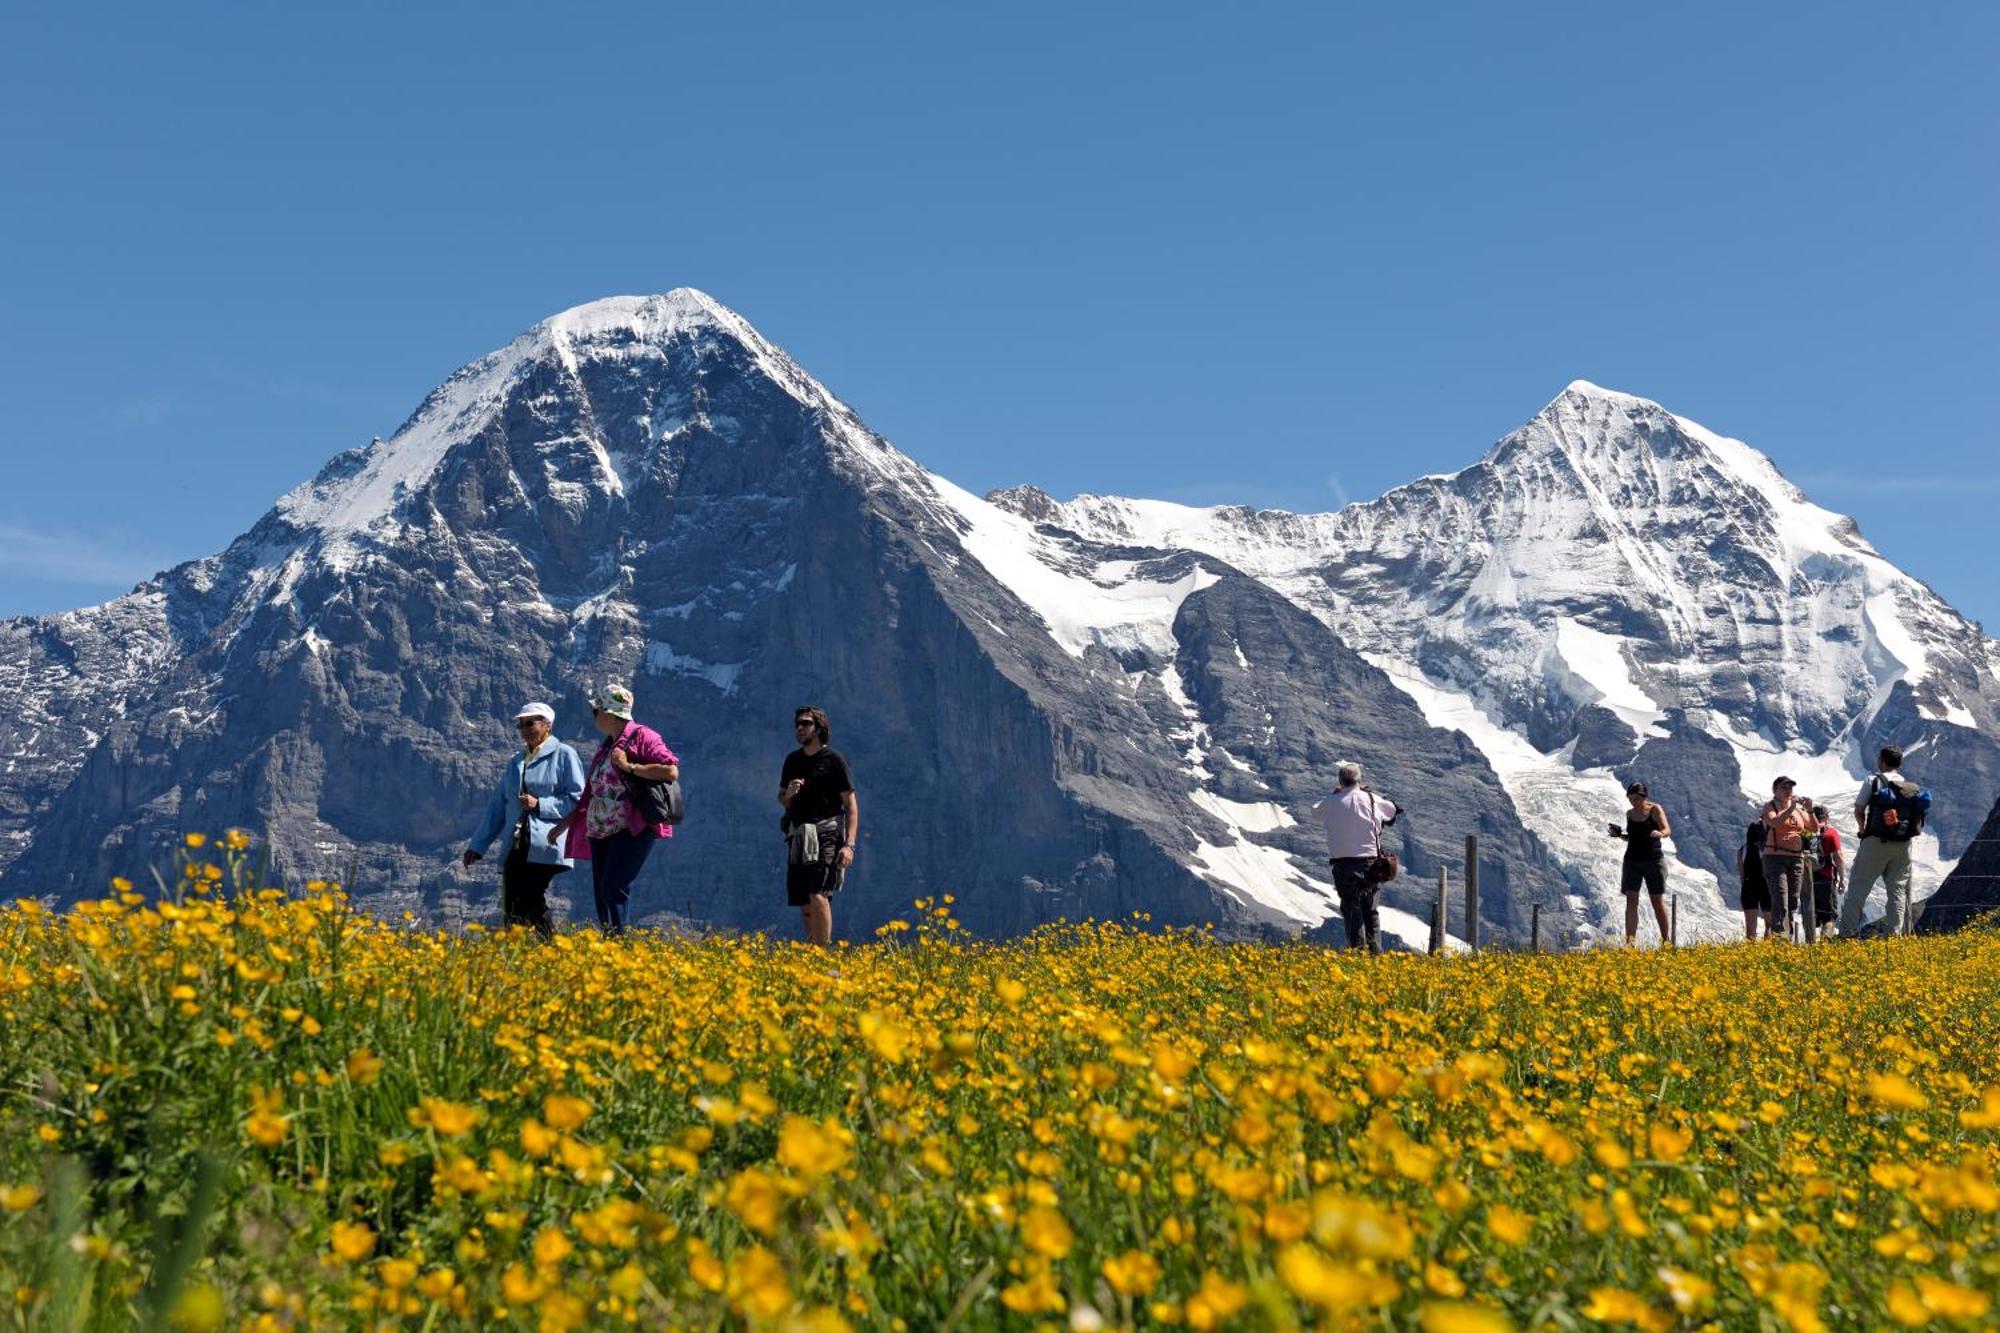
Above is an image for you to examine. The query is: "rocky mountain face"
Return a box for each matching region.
[1919,797,2000,934]
[998,384,2000,935]
[4,296,1993,943]
[0,292,1576,944]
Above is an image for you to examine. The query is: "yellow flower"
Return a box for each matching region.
[541,1093,592,1131]
[168,1283,224,1332]
[1020,1206,1074,1259]
[328,1220,376,1263]
[999,1269,1065,1315]
[1886,1282,1930,1328]
[1912,1275,1991,1320]
[725,1168,785,1236]
[1275,1244,1398,1311]
[1581,1287,1667,1330]
[520,1119,557,1157]
[0,1184,43,1212]
[1657,1266,1715,1314]
[1958,1086,2000,1129]
[724,1245,791,1319]
[410,1097,481,1137]
[1865,1072,1929,1111]
[1420,1301,1515,1333]
[184,833,208,849]
[1184,1272,1248,1330]
[531,1226,573,1269]
[345,1049,384,1085]
[1648,1122,1692,1162]
[1101,1249,1162,1296]
[1310,1192,1412,1259]
[245,1086,288,1148]
[1152,1041,1196,1081]
[858,1011,910,1062]
[499,1264,543,1305]
[776,1114,854,1179]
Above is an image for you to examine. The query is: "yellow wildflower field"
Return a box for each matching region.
[1,874,1997,1330]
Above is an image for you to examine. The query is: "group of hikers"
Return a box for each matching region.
[462,688,1927,954]
[462,689,857,944]
[1316,747,1932,952]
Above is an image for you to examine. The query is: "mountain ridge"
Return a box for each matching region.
[4,293,1993,944]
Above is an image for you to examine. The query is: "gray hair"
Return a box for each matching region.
[1336,761,1361,786]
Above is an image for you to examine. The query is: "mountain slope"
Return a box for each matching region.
[996,382,2000,930]
[0,292,1576,943]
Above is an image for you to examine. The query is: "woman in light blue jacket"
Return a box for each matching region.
[462,702,586,937]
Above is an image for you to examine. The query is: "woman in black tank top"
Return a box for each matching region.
[1610,781,1673,946]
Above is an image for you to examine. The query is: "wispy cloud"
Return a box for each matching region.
[0,522,168,588]
[100,396,184,431]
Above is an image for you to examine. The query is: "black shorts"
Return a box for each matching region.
[1740,875,1771,912]
[786,819,847,906]
[1620,861,1666,896]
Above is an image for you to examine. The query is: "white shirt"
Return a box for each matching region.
[1315,785,1398,860]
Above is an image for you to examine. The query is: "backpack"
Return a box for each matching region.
[1862,775,1930,842]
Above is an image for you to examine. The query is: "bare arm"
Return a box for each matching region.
[609,749,676,783]
[1651,804,1671,838]
[838,790,859,865]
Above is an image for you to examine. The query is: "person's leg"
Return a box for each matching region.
[590,839,613,930]
[500,838,530,930]
[1743,907,1757,941]
[1840,838,1887,935]
[1360,886,1382,955]
[1883,842,1913,935]
[1761,855,1792,939]
[1332,861,1369,950]
[805,893,833,946]
[596,833,650,935]
[1623,892,1639,945]
[1650,894,1670,943]
[522,864,557,939]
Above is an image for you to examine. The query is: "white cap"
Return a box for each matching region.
[514,702,555,724]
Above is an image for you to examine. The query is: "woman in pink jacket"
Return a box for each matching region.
[548,684,677,934]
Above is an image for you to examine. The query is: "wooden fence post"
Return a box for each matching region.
[1431,866,1449,954]
[1530,902,1541,953]
[1464,834,1480,952]
[1671,893,1679,947]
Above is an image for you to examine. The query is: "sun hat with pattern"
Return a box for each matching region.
[589,684,635,720]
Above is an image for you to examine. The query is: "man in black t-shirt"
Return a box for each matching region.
[778,705,857,945]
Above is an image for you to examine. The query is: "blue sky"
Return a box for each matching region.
[3,4,1995,625]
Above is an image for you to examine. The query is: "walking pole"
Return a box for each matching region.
[1670,894,1678,947]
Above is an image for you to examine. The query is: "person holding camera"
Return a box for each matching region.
[1760,776,1818,941]
[1610,780,1673,946]
[462,701,585,939]
[1313,760,1399,954]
